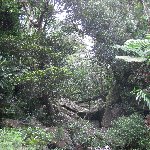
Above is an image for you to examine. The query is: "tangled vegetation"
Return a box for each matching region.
[0,0,150,149]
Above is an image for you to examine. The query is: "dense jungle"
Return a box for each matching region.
[0,0,150,149]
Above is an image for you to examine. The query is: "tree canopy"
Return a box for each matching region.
[0,0,150,149]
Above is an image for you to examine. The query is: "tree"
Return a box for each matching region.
[0,0,21,122]
[59,50,112,103]
[60,0,148,103]
[0,0,81,125]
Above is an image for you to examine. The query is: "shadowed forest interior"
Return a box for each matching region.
[0,0,150,150]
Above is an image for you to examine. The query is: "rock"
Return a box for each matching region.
[1,118,28,128]
[55,98,89,125]
[101,108,113,128]
[59,98,89,114]
[101,104,124,127]
[145,114,150,127]
[47,142,58,149]
[90,120,100,128]
[77,99,105,127]
[51,97,106,128]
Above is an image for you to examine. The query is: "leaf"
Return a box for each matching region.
[0,82,4,89]
[115,56,147,62]
[135,89,150,109]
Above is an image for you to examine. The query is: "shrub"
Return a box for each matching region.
[0,127,53,150]
[21,127,53,148]
[67,119,105,148]
[0,128,23,150]
[105,113,150,150]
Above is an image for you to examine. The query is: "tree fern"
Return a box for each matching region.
[133,89,150,109]
[115,35,150,63]
[115,35,150,109]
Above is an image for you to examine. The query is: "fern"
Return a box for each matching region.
[115,36,150,108]
[132,88,150,109]
[115,36,150,63]
[116,39,150,56]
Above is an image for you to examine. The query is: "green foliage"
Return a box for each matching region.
[0,127,53,150]
[60,52,112,101]
[105,113,150,150]
[67,120,105,148]
[115,38,150,63]
[115,36,150,108]
[132,88,150,109]
[0,0,21,93]
[0,128,23,150]
[61,0,149,110]
[62,0,148,65]
[0,0,81,120]
[0,0,20,35]
[21,127,53,147]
